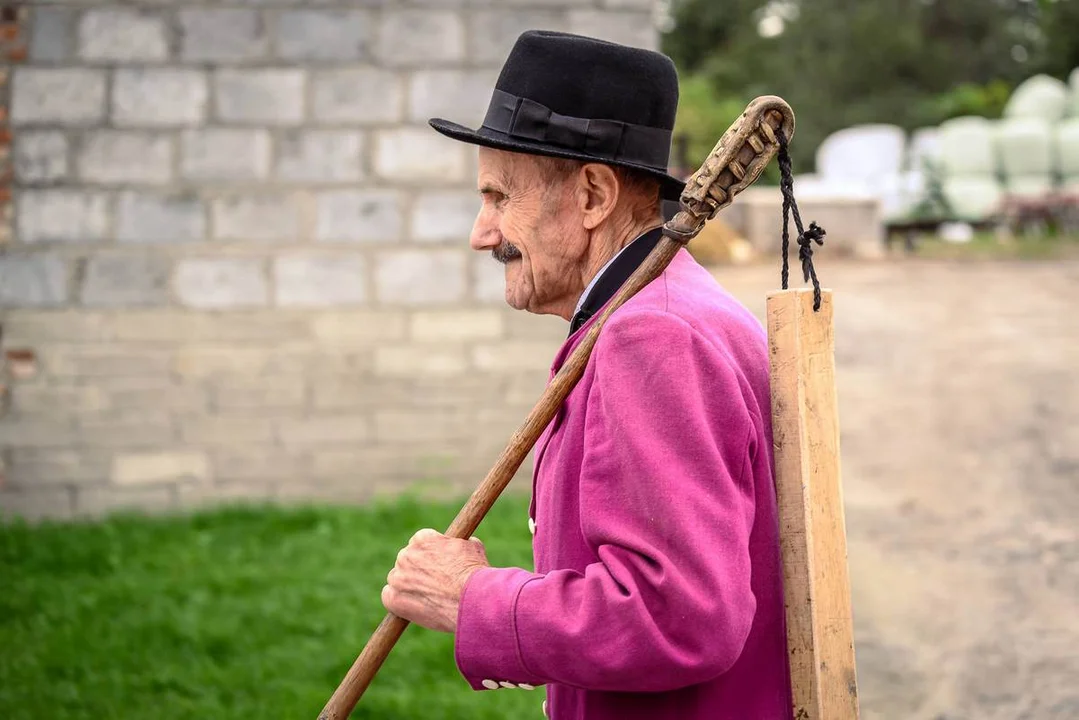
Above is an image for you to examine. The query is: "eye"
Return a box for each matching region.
[480,189,507,208]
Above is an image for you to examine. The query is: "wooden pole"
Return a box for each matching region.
[767,288,860,720]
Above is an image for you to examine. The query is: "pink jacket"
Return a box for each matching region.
[455,249,793,719]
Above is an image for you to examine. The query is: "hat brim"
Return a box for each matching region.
[429,118,687,201]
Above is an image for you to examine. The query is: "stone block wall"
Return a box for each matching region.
[0,1,660,520]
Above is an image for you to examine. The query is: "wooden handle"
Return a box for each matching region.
[317,95,795,720]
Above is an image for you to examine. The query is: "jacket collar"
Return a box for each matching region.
[568,226,664,336]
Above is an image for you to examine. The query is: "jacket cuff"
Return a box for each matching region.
[454,566,545,691]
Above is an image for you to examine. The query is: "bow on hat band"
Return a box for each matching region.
[481,89,672,169]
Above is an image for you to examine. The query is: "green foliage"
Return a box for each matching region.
[914,80,1015,126]
[673,75,748,169]
[0,495,539,720]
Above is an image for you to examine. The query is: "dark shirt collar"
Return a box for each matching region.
[568,226,664,336]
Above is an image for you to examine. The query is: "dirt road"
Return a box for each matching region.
[715,258,1079,719]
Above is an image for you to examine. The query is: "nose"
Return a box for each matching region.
[469,206,499,252]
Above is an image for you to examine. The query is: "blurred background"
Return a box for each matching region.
[1,1,1077,719]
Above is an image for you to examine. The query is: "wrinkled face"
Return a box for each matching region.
[470,148,586,316]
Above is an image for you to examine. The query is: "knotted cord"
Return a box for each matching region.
[776,127,827,311]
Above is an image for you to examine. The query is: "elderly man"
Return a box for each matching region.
[381,31,793,719]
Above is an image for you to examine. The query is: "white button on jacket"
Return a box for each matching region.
[481,679,499,690]
[528,517,536,535]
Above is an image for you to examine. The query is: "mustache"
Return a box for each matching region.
[492,240,522,264]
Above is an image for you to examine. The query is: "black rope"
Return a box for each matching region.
[776,127,827,311]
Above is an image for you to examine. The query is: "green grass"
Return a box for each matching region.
[899,231,1079,260]
[0,493,541,720]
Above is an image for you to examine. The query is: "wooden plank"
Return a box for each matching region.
[767,288,859,720]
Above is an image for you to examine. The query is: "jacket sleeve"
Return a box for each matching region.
[454,309,760,693]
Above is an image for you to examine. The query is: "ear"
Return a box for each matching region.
[574,163,621,230]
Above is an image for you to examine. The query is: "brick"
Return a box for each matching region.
[77,131,173,185]
[275,10,372,61]
[408,69,496,126]
[376,250,466,305]
[212,194,304,243]
[173,347,309,379]
[117,192,206,244]
[274,415,371,447]
[0,419,76,448]
[80,253,170,308]
[174,258,269,309]
[179,417,274,445]
[309,311,407,346]
[374,345,468,377]
[568,10,657,50]
[45,347,172,379]
[181,129,270,181]
[311,68,403,124]
[112,452,210,486]
[213,376,306,411]
[469,10,566,65]
[374,409,471,444]
[0,254,69,308]
[13,131,69,183]
[29,7,76,63]
[5,449,110,487]
[8,385,109,416]
[16,190,109,243]
[375,128,467,182]
[472,341,555,372]
[0,489,74,522]
[274,254,366,307]
[376,10,464,67]
[311,377,410,410]
[214,69,305,125]
[275,130,364,182]
[505,310,570,340]
[75,486,176,518]
[210,447,307,481]
[410,310,503,341]
[11,68,106,125]
[78,9,169,62]
[110,312,306,344]
[107,380,208,414]
[179,9,268,62]
[277,476,380,504]
[315,190,403,243]
[411,190,479,243]
[176,481,276,509]
[77,418,177,448]
[113,69,208,127]
[307,445,463,484]
[1,312,113,344]
[472,253,507,303]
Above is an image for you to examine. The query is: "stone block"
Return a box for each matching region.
[0,489,74,522]
[173,347,308,379]
[275,130,364,183]
[374,409,471,444]
[468,10,566,65]
[600,0,656,7]
[275,10,372,61]
[46,347,172,379]
[214,69,305,125]
[179,9,268,62]
[375,250,466,305]
[78,418,177,448]
[117,192,206,244]
[181,129,271,181]
[472,341,555,372]
[78,9,169,62]
[176,481,277,509]
[174,258,269,309]
[212,194,304,243]
[568,10,657,50]
[411,190,479,243]
[274,415,371,447]
[7,448,110,486]
[374,345,468,377]
[310,378,408,410]
[16,190,110,243]
[315,190,404,243]
[1,312,113,344]
[0,254,69,308]
[179,417,274,445]
[374,128,467,182]
[29,7,76,63]
[14,131,69,183]
[376,10,464,67]
[113,69,208,127]
[106,380,208,414]
[109,312,304,344]
[273,254,367,307]
[409,310,503,341]
[112,451,210,486]
[77,131,173,185]
[408,69,496,126]
[471,253,507,304]
[212,376,306,411]
[309,310,407,346]
[75,487,176,518]
[80,253,171,307]
[11,68,106,125]
[9,385,110,417]
[210,447,308,481]
[0,419,77,448]
[311,68,403,124]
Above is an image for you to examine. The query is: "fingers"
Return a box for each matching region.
[410,528,441,544]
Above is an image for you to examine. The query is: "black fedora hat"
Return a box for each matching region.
[429,30,686,200]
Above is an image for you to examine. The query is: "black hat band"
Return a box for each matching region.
[480,89,672,169]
